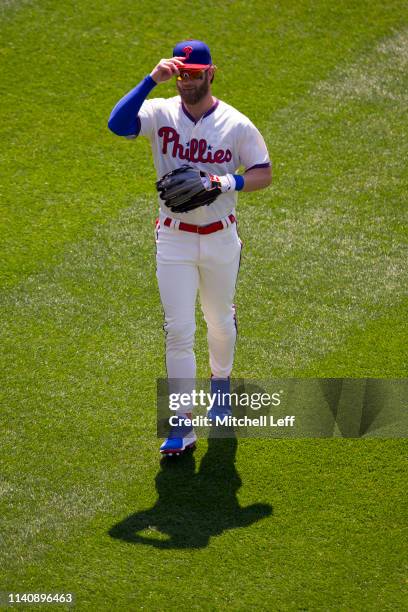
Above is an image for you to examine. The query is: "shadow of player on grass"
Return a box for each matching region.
[108,429,272,549]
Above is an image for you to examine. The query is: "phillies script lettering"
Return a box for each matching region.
[158,127,232,164]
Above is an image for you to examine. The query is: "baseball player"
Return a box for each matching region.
[108,40,271,456]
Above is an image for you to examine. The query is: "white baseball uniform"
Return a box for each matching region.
[133,95,270,400]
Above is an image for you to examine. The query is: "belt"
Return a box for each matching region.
[163,214,236,235]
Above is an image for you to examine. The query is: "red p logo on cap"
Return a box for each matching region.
[183,45,193,59]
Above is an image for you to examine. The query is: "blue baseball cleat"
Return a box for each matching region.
[207,377,232,421]
[160,414,197,456]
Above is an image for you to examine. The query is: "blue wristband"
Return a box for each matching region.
[233,174,245,191]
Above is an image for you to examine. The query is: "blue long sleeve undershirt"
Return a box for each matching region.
[108,75,157,137]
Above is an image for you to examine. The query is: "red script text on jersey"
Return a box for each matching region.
[158,127,232,164]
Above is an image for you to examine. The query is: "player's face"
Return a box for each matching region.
[176,70,211,105]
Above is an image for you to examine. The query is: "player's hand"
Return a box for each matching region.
[150,57,185,84]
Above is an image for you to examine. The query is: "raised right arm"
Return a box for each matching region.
[107,57,185,137]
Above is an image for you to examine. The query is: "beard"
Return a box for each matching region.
[176,75,210,105]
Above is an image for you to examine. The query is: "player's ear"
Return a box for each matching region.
[210,64,216,84]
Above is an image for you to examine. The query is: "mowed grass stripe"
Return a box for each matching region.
[1,6,407,611]
[1,0,407,289]
[2,440,406,610]
[1,28,407,579]
[1,197,161,572]
[0,0,34,19]
[2,28,407,378]
[1,244,405,579]
[302,299,408,377]
[3,28,403,548]
[227,27,408,377]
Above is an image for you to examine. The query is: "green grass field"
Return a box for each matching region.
[1,0,407,609]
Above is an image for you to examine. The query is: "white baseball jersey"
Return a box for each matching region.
[133,95,270,224]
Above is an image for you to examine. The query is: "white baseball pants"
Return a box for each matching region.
[156,213,242,382]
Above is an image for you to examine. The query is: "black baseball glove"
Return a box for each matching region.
[156,165,221,213]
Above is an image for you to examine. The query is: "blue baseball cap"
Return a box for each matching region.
[173,39,212,69]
